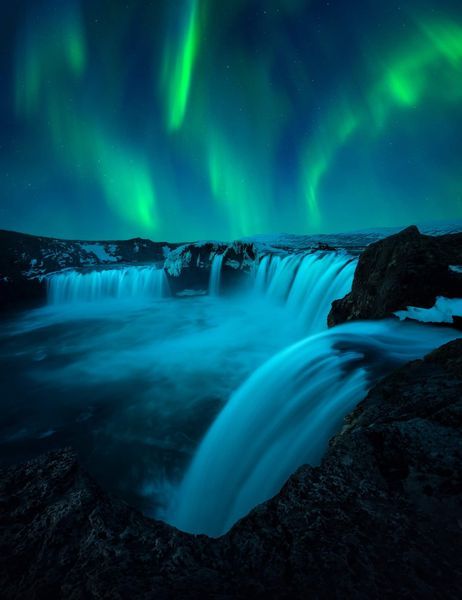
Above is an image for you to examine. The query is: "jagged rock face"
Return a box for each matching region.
[221,242,258,291]
[0,230,176,310]
[165,241,258,295]
[328,226,462,326]
[0,230,258,308]
[1,339,461,598]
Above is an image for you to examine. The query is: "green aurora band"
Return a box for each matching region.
[162,0,202,131]
[302,17,462,226]
[1,0,461,240]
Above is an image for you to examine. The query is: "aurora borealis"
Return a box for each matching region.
[1,0,462,241]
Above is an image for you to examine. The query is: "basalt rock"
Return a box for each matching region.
[0,229,178,311]
[0,230,259,309]
[164,241,257,295]
[1,339,461,598]
[328,226,462,327]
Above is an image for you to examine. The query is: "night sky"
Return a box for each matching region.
[1,0,462,241]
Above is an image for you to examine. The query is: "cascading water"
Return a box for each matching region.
[167,320,460,537]
[47,266,169,304]
[254,252,357,332]
[209,253,224,296]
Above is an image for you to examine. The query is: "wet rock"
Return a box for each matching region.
[0,230,258,309]
[1,339,462,598]
[328,226,462,326]
[164,241,257,295]
[315,241,336,251]
[0,229,178,311]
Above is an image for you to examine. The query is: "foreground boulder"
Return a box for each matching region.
[1,339,461,598]
[328,226,462,326]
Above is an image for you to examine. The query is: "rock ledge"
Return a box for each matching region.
[1,339,462,598]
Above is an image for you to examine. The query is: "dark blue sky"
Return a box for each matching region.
[1,0,461,240]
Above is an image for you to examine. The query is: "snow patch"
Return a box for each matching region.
[165,246,192,276]
[395,297,462,324]
[23,258,47,278]
[225,259,239,270]
[80,243,120,263]
[449,265,462,274]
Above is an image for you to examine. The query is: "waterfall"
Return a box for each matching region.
[209,253,224,296]
[254,252,356,332]
[167,320,459,537]
[47,266,169,304]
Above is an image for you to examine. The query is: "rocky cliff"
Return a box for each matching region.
[1,339,461,599]
[0,231,258,309]
[328,226,462,327]
[0,229,177,310]
[164,241,257,294]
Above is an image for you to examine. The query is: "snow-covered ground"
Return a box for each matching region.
[3,220,461,284]
[79,243,122,263]
[245,220,462,253]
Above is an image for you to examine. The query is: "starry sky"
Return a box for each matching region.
[1,0,462,241]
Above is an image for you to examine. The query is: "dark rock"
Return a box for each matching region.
[328,225,462,326]
[0,230,259,309]
[1,339,462,598]
[221,242,258,292]
[315,241,336,251]
[165,241,257,295]
[0,229,179,311]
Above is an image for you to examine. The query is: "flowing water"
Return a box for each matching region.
[0,295,304,514]
[1,249,456,537]
[254,252,356,332]
[47,265,169,304]
[167,320,459,536]
[208,253,224,296]
[0,251,354,515]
